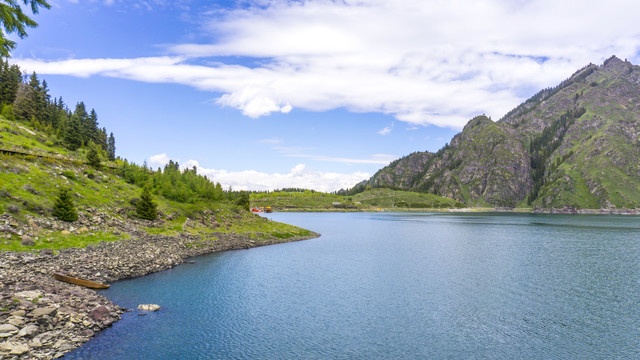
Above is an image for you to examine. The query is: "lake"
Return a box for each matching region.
[64,212,640,359]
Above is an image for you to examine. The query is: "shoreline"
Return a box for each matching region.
[0,215,319,359]
[270,207,640,215]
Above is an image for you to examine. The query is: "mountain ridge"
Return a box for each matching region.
[360,55,640,210]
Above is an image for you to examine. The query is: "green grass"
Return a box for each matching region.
[251,188,465,211]
[352,188,464,209]
[0,231,127,252]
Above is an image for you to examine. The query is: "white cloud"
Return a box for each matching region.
[148,153,170,168]
[16,0,640,129]
[378,124,392,135]
[155,158,368,192]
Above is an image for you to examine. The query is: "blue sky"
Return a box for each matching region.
[10,0,640,191]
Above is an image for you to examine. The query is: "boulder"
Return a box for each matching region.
[138,304,161,311]
[89,305,110,321]
[20,235,35,246]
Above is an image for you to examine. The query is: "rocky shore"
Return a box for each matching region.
[0,212,318,359]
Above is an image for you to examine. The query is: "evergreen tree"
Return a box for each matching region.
[63,114,82,150]
[0,0,51,56]
[86,148,101,169]
[107,132,116,160]
[136,187,158,220]
[52,188,78,222]
[235,191,250,211]
[13,83,35,121]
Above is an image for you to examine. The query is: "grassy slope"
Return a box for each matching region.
[0,117,312,252]
[251,188,465,211]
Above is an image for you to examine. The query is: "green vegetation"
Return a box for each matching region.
[0,108,312,252]
[0,60,116,162]
[0,231,125,252]
[251,189,351,211]
[51,188,78,222]
[352,188,465,209]
[251,188,464,211]
[136,187,158,220]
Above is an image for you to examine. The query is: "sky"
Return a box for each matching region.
[8,0,640,192]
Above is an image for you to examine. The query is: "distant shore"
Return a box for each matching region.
[0,214,319,359]
[270,207,640,214]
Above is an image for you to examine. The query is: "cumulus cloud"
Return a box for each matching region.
[147,155,369,192]
[148,153,171,168]
[16,0,640,128]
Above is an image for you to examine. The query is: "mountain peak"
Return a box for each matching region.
[365,56,640,210]
[601,55,630,72]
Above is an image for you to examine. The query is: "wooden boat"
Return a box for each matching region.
[53,272,110,289]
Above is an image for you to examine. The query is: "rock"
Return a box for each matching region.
[10,310,26,317]
[0,324,19,337]
[28,338,42,348]
[17,324,38,337]
[40,248,54,256]
[28,307,57,317]
[15,290,42,301]
[0,341,29,355]
[89,305,110,321]
[7,317,25,326]
[138,304,161,311]
[20,235,35,246]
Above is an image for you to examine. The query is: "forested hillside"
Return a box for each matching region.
[0,59,116,159]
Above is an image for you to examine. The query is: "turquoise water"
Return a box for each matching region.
[65,212,640,359]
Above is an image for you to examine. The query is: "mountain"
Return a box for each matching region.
[364,56,640,210]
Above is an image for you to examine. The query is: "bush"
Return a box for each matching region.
[61,170,76,180]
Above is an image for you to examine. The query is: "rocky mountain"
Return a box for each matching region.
[364,56,640,209]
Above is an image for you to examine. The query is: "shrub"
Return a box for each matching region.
[61,170,76,180]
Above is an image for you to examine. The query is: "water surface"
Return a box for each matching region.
[65,212,640,359]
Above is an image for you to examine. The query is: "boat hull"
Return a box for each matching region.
[53,272,110,289]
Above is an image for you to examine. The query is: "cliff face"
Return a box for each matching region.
[366,56,640,209]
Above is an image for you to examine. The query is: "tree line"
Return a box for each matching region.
[0,59,116,160]
[120,159,228,204]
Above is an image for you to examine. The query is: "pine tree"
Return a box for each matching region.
[136,187,157,220]
[86,148,101,169]
[52,188,78,222]
[107,132,116,160]
[63,114,83,150]
[0,0,51,57]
